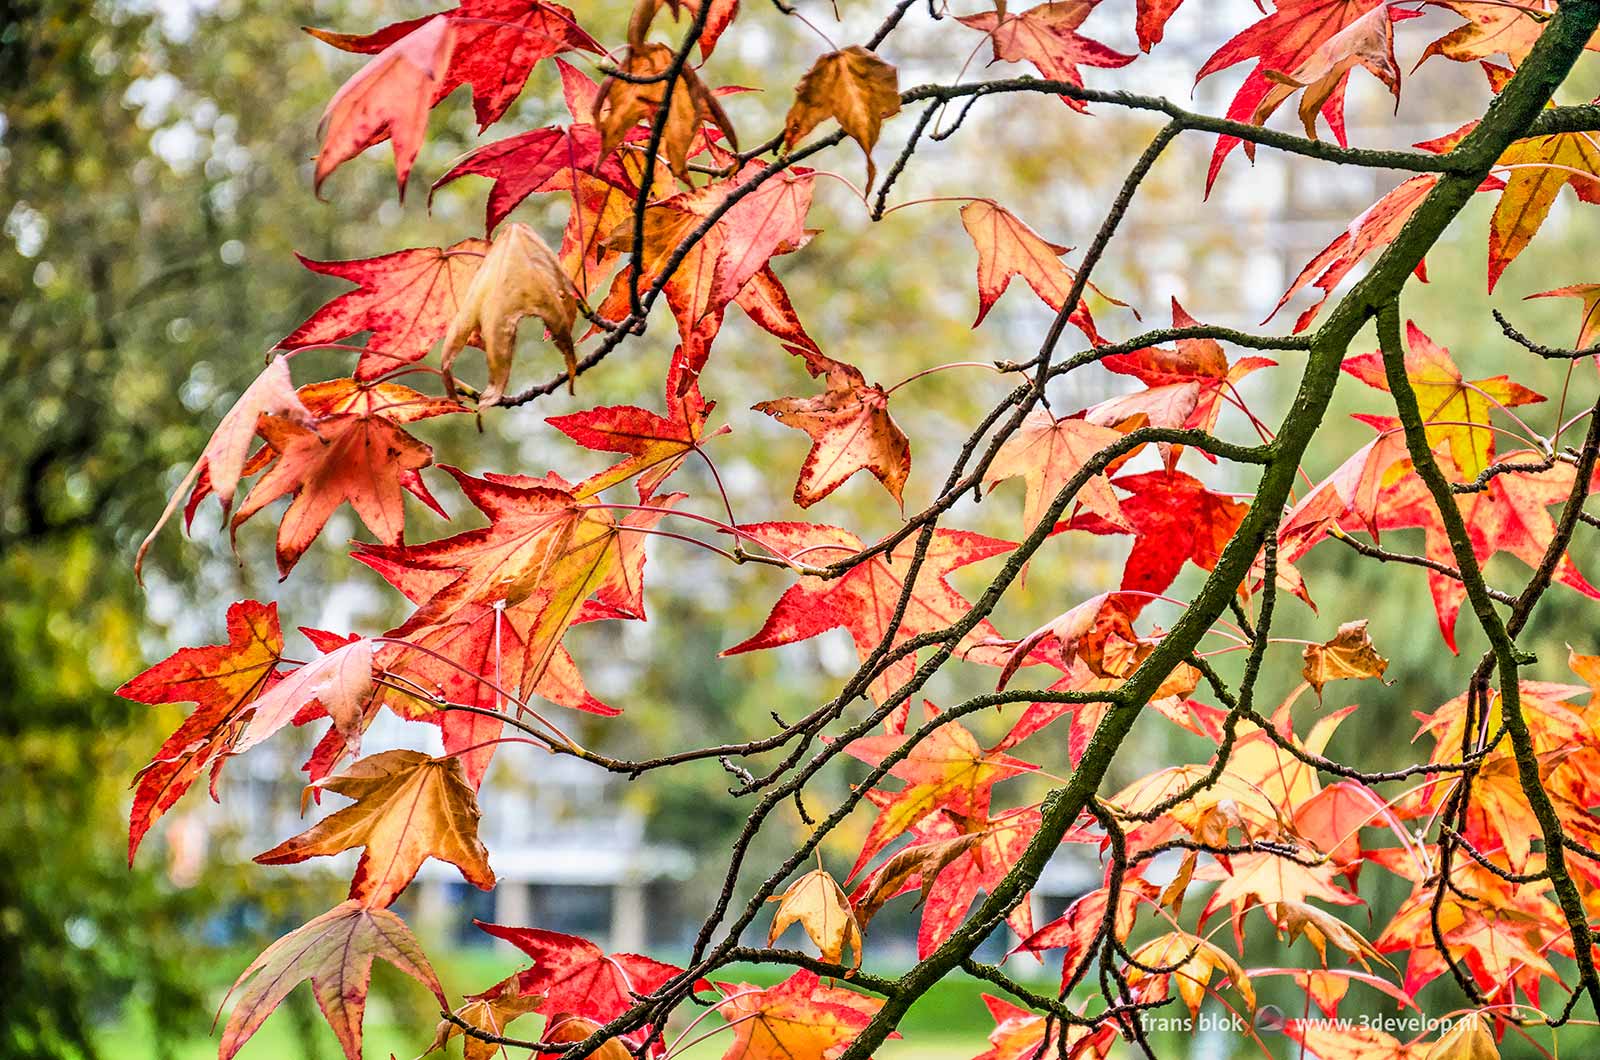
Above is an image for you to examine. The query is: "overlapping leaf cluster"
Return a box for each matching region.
[117,1,1600,1058]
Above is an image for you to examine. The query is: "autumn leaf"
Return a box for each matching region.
[1527,282,1600,351]
[1418,2,1570,69]
[1249,7,1411,144]
[1341,321,1543,478]
[314,16,456,195]
[851,831,983,928]
[715,971,882,1060]
[219,901,445,1060]
[233,633,375,756]
[549,347,726,499]
[1274,174,1437,334]
[1111,469,1251,605]
[276,240,489,380]
[723,523,1013,710]
[432,125,610,234]
[442,221,579,403]
[429,978,542,1060]
[767,868,863,968]
[959,199,1106,342]
[308,1,600,131]
[228,378,462,576]
[982,409,1129,537]
[1487,129,1600,290]
[476,922,690,1048]
[1272,898,1397,973]
[957,1,1134,110]
[135,357,312,579]
[1125,930,1255,1019]
[1302,619,1389,699]
[118,600,285,862]
[1424,1014,1499,1060]
[1195,0,1386,191]
[255,749,493,907]
[628,0,742,59]
[754,344,910,509]
[595,42,736,181]
[783,46,899,190]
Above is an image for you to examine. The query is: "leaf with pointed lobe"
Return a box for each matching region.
[442,221,578,404]
[1112,469,1251,606]
[428,977,542,1060]
[974,992,1115,1060]
[1195,0,1386,192]
[1274,174,1437,334]
[1424,1015,1499,1060]
[1417,2,1572,68]
[117,600,285,862]
[432,125,611,233]
[1136,0,1185,51]
[1124,930,1255,1019]
[1277,414,1412,561]
[595,42,736,181]
[783,46,899,190]
[957,2,1134,111]
[1248,7,1413,145]
[230,379,463,576]
[234,634,376,757]
[549,347,724,500]
[135,358,313,578]
[1487,129,1600,290]
[308,1,599,132]
[276,240,489,380]
[1283,1021,1431,1060]
[959,200,1105,343]
[314,16,456,196]
[256,748,493,907]
[1527,282,1600,351]
[475,922,690,1050]
[767,868,863,967]
[843,703,1033,879]
[722,523,1013,710]
[982,410,1130,537]
[754,344,910,509]
[1271,899,1396,973]
[219,901,444,1060]
[715,971,883,1060]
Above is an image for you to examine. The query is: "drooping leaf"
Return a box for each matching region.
[754,344,910,509]
[1301,619,1389,699]
[595,42,737,181]
[219,901,445,1060]
[442,221,579,404]
[428,977,542,1060]
[783,46,900,189]
[767,868,863,968]
[117,600,285,862]
[314,16,457,195]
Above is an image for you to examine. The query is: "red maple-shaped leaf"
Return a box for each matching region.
[1370,455,1599,650]
[230,378,463,576]
[308,1,600,132]
[475,923,691,1052]
[1273,174,1436,334]
[960,199,1105,343]
[754,344,910,509]
[433,125,609,232]
[1107,469,1251,606]
[276,240,489,380]
[957,2,1135,111]
[314,16,457,195]
[548,347,727,500]
[355,546,616,787]
[117,600,285,862]
[723,523,1013,711]
[1195,0,1385,192]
